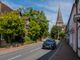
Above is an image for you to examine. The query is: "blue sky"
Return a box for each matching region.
[2,0,74,31]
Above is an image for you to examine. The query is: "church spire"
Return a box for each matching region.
[56,7,64,27]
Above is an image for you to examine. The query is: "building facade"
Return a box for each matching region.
[0,1,13,14]
[66,0,80,57]
[76,0,80,57]
[66,1,77,52]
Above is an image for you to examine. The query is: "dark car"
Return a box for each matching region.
[42,38,56,50]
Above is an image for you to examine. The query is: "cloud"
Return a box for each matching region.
[2,0,22,9]
[34,0,58,13]
[34,0,73,22]
[60,1,73,24]
[33,0,73,31]
[44,11,57,32]
[2,0,73,31]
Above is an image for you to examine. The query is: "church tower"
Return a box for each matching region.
[56,7,64,28]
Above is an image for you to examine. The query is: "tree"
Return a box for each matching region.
[38,11,49,40]
[28,20,40,41]
[22,7,49,41]
[0,12,25,43]
[50,26,62,39]
[59,31,65,40]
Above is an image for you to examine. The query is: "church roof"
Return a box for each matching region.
[0,1,13,14]
[56,7,64,25]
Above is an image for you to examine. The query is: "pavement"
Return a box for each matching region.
[0,42,57,60]
[51,40,80,60]
[0,45,25,55]
[0,40,79,60]
[0,42,42,55]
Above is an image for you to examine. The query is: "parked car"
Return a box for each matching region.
[42,38,56,50]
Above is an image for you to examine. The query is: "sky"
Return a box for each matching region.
[2,0,74,31]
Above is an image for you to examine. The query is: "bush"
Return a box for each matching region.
[24,36,34,44]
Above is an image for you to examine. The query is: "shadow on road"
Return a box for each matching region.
[37,49,56,60]
[37,43,61,60]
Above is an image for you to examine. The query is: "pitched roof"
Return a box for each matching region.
[0,1,13,14]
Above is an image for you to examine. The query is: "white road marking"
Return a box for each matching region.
[30,48,41,52]
[8,55,22,60]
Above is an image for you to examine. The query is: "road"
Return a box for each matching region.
[0,42,59,60]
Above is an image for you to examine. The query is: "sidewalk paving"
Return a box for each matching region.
[52,41,80,60]
[0,45,26,55]
[0,42,42,55]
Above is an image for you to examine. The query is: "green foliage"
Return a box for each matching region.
[24,36,34,44]
[0,12,25,43]
[50,26,62,39]
[59,31,65,39]
[0,7,49,44]
[28,20,41,41]
[22,7,49,41]
[24,36,31,41]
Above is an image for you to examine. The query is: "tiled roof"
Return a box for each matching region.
[0,2,13,14]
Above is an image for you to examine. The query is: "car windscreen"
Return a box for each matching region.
[46,40,54,42]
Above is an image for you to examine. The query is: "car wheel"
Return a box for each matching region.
[51,47,54,50]
[54,45,57,49]
[51,46,56,50]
